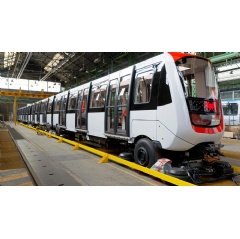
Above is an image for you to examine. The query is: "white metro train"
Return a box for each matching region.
[17,52,234,183]
[222,99,240,125]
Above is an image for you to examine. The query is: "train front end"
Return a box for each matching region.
[157,52,234,183]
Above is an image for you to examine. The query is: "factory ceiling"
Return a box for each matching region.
[0,52,161,90]
[1,52,240,91]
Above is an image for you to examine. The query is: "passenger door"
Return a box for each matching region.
[59,93,68,127]
[75,88,89,130]
[105,68,133,136]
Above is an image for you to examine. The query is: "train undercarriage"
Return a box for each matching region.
[123,139,235,184]
[35,123,235,185]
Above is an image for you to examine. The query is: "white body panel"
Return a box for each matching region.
[46,114,52,126]
[224,114,240,125]
[27,114,31,124]
[88,112,106,138]
[33,115,38,124]
[130,110,157,140]
[40,115,43,125]
[53,113,58,128]
[66,113,75,131]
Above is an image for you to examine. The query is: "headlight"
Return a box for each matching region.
[191,113,220,126]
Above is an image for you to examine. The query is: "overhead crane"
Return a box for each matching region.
[0,88,54,125]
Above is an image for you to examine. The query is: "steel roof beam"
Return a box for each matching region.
[40,52,76,81]
[209,52,240,63]
[17,52,32,79]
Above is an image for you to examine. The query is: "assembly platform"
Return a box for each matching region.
[2,122,169,186]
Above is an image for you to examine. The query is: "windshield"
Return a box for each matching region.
[177,57,218,100]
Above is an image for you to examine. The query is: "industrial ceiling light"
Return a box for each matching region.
[94,53,101,64]
[4,52,16,68]
[44,53,64,72]
[94,58,100,64]
[79,67,85,72]
[79,60,85,72]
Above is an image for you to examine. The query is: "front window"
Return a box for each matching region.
[177,57,221,127]
[177,57,218,99]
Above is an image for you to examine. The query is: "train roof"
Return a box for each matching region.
[168,52,209,63]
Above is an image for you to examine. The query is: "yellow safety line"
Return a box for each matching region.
[19,123,195,186]
[221,150,240,160]
[0,172,29,183]
[105,163,159,186]
[18,181,34,186]
[233,166,240,173]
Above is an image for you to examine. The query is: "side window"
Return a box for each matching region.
[32,104,35,114]
[76,90,83,110]
[61,95,68,110]
[47,99,53,113]
[108,79,118,106]
[54,98,61,112]
[41,101,47,113]
[134,70,153,103]
[224,103,238,115]
[118,75,130,105]
[68,93,77,110]
[232,103,238,115]
[158,64,172,106]
[90,83,107,108]
[36,102,41,113]
[82,88,89,111]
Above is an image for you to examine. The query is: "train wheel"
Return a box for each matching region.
[56,125,61,136]
[134,138,157,168]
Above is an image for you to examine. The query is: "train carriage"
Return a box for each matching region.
[18,52,234,183]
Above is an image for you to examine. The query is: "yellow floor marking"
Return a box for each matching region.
[221,150,240,160]
[203,179,236,186]
[18,181,34,186]
[221,139,240,145]
[105,163,159,186]
[0,172,29,183]
[19,123,192,186]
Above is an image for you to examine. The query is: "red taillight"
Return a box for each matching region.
[204,101,215,112]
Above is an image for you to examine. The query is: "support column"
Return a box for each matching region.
[13,96,17,125]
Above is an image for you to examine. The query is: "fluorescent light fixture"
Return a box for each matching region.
[44,53,64,72]
[0,76,61,92]
[4,52,16,68]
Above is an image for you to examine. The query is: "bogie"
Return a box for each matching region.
[134,138,161,168]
